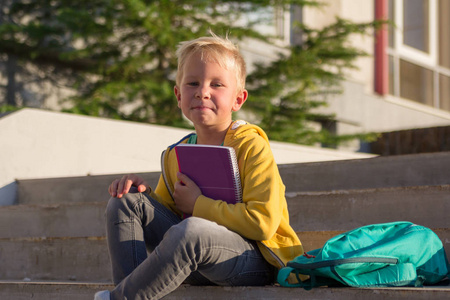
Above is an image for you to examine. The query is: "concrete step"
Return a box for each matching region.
[15,173,161,205]
[0,201,107,238]
[3,185,448,239]
[2,229,449,282]
[14,152,450,205]
[0,237,110,282]
[0,281,449,300]
[287,184,450,231]
[279,151,450,192]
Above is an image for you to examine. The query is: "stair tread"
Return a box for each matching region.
[0,280,449,300]
[13,152,450,205]
[2,230,449,282]
[2,185,449,238]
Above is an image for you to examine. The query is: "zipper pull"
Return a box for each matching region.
[303,252,316,259]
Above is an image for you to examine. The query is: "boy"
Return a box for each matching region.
[95,34,303,300]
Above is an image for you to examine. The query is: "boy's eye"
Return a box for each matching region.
[211,83,223,87]
[187,82,199,86]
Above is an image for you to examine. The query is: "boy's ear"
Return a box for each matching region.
[174,86,181,108]
[232,89,248,112]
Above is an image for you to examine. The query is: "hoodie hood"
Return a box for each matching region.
[225,120,270,145]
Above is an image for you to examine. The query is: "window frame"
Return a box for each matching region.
[388,0,450,111]
[393,0,437,66]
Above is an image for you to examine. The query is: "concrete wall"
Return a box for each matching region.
[370,125,450,155]
[325,80,450,133]
[319,80,450,152]
[0,108,375,206]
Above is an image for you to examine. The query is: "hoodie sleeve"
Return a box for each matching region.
[193,133,286,241]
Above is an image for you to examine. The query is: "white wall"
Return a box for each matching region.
[303,0,376,93]
[0,109,375,205]
[325,80,450,131]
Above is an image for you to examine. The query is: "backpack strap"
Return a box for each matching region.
[279,256,418,289]
[168,132,196,150]
[277,266,342,290]
[277,267,304,288]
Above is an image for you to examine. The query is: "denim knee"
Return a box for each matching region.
[106,187,144,223]
[168,217,213,240]
[164,217,228,252]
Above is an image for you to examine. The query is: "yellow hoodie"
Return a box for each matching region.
[149,120,303,269]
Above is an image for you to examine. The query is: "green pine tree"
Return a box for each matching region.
[0,0,379,145]
[246,18,382,146]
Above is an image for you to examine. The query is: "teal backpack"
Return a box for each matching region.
[278,222,450,289]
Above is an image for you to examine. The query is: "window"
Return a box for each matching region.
[399,59,433,106]
[403,0,429,53]
[438,0,450,69]
[440,74,450,111]
[388,0,450,112]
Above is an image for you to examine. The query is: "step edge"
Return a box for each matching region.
[0,280,448,291]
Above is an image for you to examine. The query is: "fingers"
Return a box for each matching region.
[134,176,148,193]
[117,176,131,198]
[137,184,147,193]
[108,179,120,197]
[174,172,201,215]
[108,174,148,198]
[176,172,192,186]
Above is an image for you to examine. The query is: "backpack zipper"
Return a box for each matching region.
[288,257,398,269]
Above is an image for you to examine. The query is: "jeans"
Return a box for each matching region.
[105,187,275,300]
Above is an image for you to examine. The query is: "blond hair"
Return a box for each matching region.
[175,33,246,93]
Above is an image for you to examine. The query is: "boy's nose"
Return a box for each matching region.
[196,85,211,99]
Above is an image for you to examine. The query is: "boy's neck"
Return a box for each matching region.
[195,122,232,145]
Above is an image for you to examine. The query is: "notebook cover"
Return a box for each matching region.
[175,144,242,204]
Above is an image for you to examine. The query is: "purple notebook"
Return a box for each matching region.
[175,144,243,205]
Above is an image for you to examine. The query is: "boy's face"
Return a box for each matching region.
[174,53,247,131]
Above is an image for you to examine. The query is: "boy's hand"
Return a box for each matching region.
[173,172,201,215]
[109,174,148,198]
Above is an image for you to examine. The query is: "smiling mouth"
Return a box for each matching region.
[192,106,212,110]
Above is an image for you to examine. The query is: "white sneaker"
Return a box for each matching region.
[94,290,110,300]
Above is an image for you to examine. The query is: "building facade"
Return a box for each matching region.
[241,0,450,152]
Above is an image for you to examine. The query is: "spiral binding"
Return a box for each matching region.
[228,147,243,203]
